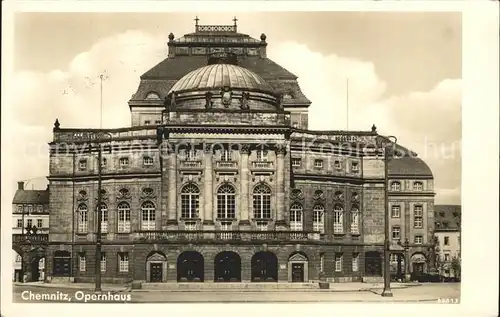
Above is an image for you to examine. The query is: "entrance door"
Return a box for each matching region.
[150,263,163,282]
[291,263,304,282]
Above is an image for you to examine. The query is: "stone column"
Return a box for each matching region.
[203,145,214,229]
[275,144,286,229]
[239,145,251,229]
[167,145,177,228]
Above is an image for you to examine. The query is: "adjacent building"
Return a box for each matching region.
[39,20,435,284]
[12,181,49,282]
[434,205,461,278]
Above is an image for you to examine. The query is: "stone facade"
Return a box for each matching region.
[42,21,435,284]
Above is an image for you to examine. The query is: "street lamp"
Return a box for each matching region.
[87,131,112,292]
[378,135,397,297]
[398,238,410,282]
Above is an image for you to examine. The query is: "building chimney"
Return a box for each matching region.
[17,181,24,190]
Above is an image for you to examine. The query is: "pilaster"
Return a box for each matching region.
[203,146,214,229]
[167,147,177,228]
[275,144,286,229]
[239,145,251,229]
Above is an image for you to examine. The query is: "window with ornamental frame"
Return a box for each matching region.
[290,203,303,231]
[77,204,88,233]
[117,202,131,233]
[37,219,43,228]
[313,205,324,233]
[220,149,232,162]
[186,149,198,161]
[350,205,360,234]
[181,184,200,219]
[334,160,342,170]
[333,205,344,234]
[119,157,129,168]
[79,159,87,171]
[390,181,401,191]
[414,235,423,244]
[256,149,268,161]
[314,159,323,168]
[291,158,301,167]
[17,219,23,228]
[217,184,236,219]
[413,205,423,228]
[351,161,359,172]
[391,205,401,218]
[141,201,156,230]
[143,156,154,166]
[118,253,129,272]
[252,184,271,219]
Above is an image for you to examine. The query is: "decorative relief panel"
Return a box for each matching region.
[312,190,325,201]
[94,189,109,202]
[192,47,207,55]
[333,190,344,202]
[180,172,203,183]
[216,174,238,183]
[290,189,304,200]
[251,174,273,183]
[351,192,360,203]
[140,187,156,201]
[117,188,132,201]
[77,190,88,202]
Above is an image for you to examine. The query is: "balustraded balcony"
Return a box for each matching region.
[179,160,203,169]
[13,234,49,244]
[251,161,274,171]
[215,160,238,171]
[134,230,321,242]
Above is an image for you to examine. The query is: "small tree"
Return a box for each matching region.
[451,256,461,280]
[432,236,444,274]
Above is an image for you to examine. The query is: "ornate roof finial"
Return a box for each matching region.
[194,16,200,26]
[260,33,267,42]
[53,118,60,131]
[233,16,238,26]
[371,124,377,133]
[168,32,174,41]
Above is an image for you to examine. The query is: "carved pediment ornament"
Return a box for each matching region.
[117,188,132,200]
[140,187,156,200]
[333,191,344,201]
[77,190,88,202]
[312,190,325,201]
[220,87,232,107]
[94,190,109,202]
[240,144,251,154]
[351,193,360,202]
[240,92,250,110]
[274,143,287,155]
[147,253,166,262]
[290,189,304,200]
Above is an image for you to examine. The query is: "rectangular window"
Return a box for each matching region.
[186,150,198,161]
[144,120,151,125]
[141,209,156,231]
[391,205,401,218]
[27,219,33,228]
[16,254,22,262]
[352,253,359,272]
[17,205,23,213]
[101,253,106,272]
[350,211,359,234]
[256,221,268,231]
[119,157,129,168]
[221,150,232,161]
[320,253,325,272]
[79,160,87,170]
[28,205,33,213]
[333,210,343,234]
[413,182,423,191]
[79,253,86,272]
[444,236,450,246]
[351,161,359,172]
[291,158,301,167]
[391,226,401,240]
[17,219,23,227]
[335,253,343,272]
[37,205,43,213]
[390,254,398,262]
[154,120,161,125]
[414,235,423,244]
[37,219,43,228]
[118,209,131,233]
[314,159,323,168]
[444,253,450,262]
[414,205,423,228]
[101,157,107,168]
[313,212,324,234]
[143,157,154,166]
[256,150,268,161]
[334,160,341,170]
[119,253,129,272]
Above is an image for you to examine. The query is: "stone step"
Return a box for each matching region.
[142,282,319,290]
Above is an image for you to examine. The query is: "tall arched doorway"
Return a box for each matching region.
[146,252,167,283]
[288,252,309,282]
[214,251,241,282]
[251,251,278,282]
[411,253,427,273]
[30,256,45,282]
[177,251,204,282]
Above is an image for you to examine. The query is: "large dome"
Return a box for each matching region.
[168,63,274,94]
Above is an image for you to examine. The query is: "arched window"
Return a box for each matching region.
[141,201,156,231]
[413,181,423,191]
[313,205,324,233]
[333,205,344,234]
[253,184,271,219]
[97,203,108,233]
[350,205,360,234]
[390,181,401,191]
[77,204,88,233]
[181,184,200,219]
[145,92,160,100]
[290,203,303,231]
[117,202,131,233]
[217,184,236,219]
